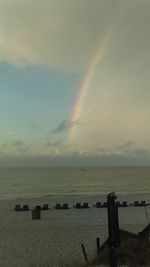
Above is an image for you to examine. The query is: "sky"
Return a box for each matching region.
[0,0,150,166]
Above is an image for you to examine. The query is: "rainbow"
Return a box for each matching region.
[68,27,112,143]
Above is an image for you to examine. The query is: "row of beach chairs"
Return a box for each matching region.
[14,203,88,211]
[15,204,49,211]
[94,200,149,207]
[130,200,148,207]
[14,200,149,211]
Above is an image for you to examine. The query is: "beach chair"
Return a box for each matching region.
[34,205,41,210]
[22,205,29,211]
[102,202,108,208]
[74,203,81,209]
[55,204,61,209]
[141,201,146,206]
[122,201,128,207]
[83,203,89,208]
[93,202,102,208]
[62,203,69,209]
[14,205,21,211]
[134,201,139,206]
[41,204,49,210]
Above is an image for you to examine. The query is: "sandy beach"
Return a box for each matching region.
[0,194,149,267]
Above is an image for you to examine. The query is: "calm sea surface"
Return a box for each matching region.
[0,166,149,199]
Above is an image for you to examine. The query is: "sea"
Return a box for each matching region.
[0,166,149,199]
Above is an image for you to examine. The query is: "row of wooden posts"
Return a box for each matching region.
[14,200,149,212]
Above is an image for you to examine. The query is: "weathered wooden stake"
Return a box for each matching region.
[96,237,100,255]
[108,246,118,267]
[81,243,88,262]
[107,192,120,267]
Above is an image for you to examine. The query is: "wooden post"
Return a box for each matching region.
[107,192,120,267]
[96,237,100,255]
[108,246,118,267]
[81,243,88,262]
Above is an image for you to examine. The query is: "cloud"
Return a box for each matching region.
[0,150,4,155]
[79,146,105,156]
[0,153,142,167]
[133,149,148,157]
[1,143,8,148]
[29,122,39,131]
[4,131,16,135]
[0,0,134,68]
[0,142,150,166]
[44,140,61,147]
[51,120,80,134]
[13,140,29,153]
[14,141,24,147]
[118,141,134,150]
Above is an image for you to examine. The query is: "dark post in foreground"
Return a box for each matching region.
[96,237,100,255]
[107,192,120,267]
[81,243,88,263]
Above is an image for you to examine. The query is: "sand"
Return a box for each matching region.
[0,195,149,267]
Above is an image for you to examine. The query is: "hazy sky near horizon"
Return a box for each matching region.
[0,0,150,166]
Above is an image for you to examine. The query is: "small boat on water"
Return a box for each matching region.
[80,168,87,171]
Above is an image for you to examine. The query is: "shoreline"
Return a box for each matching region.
[0,191,150,201]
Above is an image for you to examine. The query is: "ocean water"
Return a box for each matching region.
[0,166,149,199]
